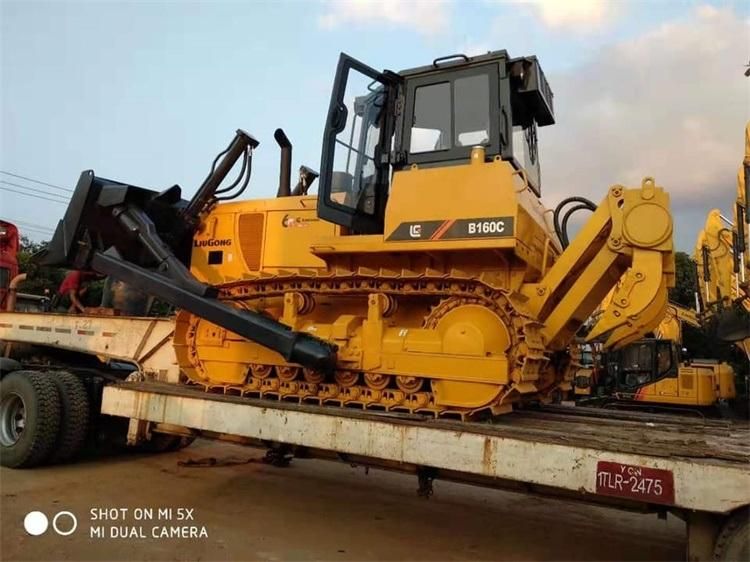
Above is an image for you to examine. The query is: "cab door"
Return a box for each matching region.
[317,54,399,234]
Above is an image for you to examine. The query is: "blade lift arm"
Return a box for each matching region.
[522,178,675,350]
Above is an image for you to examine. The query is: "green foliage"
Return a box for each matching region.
[668,251,698,308]
[17,236,103,306]
[16,236,64,297]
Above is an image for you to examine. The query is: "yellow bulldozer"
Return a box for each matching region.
[39,51,675,419]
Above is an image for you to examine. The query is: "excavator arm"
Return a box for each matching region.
[653,302,700,343]
[695,209,736,308]
[522,178,674,350]
[733,122,750,296]
[697,123,750,351]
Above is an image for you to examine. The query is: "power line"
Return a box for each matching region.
[0,180,70,201]
[2,219,55,233]
[0,217,54,236]
[0,170,72,193]
[0,186,67,205]
[16,225,53,237]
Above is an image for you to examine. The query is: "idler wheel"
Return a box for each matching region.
[334,370,360,387]
[364,373,391,391]
[396,375,424,394]
[251,364,273,379]
[277,366,300,382]
[303,369,325,385]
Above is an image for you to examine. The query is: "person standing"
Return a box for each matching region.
[53,270,99,313]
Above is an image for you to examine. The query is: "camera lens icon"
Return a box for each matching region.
[23,511,78,536]
[23,512,48,536]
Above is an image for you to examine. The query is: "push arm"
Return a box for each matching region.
[522,178,674,350]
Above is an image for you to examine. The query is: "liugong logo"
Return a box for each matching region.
[193,239,231,248]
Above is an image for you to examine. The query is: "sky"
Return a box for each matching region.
[1,0,749,251]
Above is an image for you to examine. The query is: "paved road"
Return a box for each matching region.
[1,439,684,561]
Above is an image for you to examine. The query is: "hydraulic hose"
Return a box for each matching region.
[553,196,597,249]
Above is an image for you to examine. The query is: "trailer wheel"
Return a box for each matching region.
[0,371,61,468]
[49,371,90,464]
[169,436,196,451]
[714,508,749,561]
[140,434,195,453]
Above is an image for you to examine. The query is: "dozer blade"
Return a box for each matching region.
[38,131,338,375]
[586,250,670,347]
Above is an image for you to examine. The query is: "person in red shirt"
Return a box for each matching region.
[54,270,100,313]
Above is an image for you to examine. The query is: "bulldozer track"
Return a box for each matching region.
[174,268,551,418]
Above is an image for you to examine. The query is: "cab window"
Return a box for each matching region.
[406,66,496,162]
[328,79,387,216]
[656,341,676,377]
[454,74,490,147]
[410,82,450,153]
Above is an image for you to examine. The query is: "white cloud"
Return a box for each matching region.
[512,0,622,32]
[539,6,750,249]
[458,41,492,57]
[318,0,450,37]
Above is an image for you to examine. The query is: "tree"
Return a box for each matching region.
[16,236,104,305]
[16,236,65,297]
[668,251,698,308]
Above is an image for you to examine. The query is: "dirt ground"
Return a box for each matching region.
[1,439,685,562]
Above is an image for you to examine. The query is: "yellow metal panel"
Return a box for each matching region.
[237,213,264,271]
[262,209,333,269]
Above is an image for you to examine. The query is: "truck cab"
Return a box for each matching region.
[0,221,20,311]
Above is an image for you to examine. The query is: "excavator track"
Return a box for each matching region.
[174,268,551,418]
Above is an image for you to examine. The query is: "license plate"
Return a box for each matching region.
[595,461,675,505]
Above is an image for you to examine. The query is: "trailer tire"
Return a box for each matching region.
[0,371,61,468]
[49,371,90,464]
[168,436,196,451]
[0,357,22,377]
[140,434,195,453]
[713,508,749,561]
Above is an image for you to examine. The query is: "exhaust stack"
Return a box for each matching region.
[275,128,292,197]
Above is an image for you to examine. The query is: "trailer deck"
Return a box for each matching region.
[3,311,749,559]
[102,380,750,515]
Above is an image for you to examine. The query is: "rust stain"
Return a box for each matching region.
[482,438,496,474]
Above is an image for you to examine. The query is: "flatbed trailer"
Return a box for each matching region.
[1,311,749,560]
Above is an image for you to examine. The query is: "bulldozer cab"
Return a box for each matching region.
[605,339,679,392]
[317,52,555,234]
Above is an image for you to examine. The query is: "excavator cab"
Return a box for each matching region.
[317,52,554,233]
[604,339,678,392]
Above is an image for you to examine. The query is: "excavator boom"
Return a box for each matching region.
[696,122,750,353]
